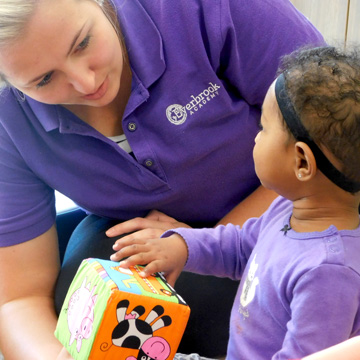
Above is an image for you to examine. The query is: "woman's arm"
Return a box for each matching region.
[301,337,360,360]
[0,225,67,360]
[217,185,278,226]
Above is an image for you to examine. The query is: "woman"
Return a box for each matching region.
[0,0,324,358]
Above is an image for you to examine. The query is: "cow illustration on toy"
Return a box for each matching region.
[112,299,172,360]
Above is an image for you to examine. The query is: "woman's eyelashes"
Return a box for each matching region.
[36,72,54,88]
[76,35,91,52]
[36,35,91,88]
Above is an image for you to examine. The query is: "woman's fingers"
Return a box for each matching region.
[106,211,190,238]
[106,217,174,237]
[106,217,161,237]
[145,210,184,224]
[57,347,74,360]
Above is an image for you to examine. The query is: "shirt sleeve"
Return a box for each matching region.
[217,0,325,107]
[0,119,56,246]
[272,265,360,359]
[163,216,264,280]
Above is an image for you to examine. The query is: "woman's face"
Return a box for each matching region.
[0,0,124,107]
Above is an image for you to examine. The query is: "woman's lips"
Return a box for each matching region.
[83,77,108,100]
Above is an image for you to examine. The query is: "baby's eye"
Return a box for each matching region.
[36,72,53,88]
[77,35,91,51]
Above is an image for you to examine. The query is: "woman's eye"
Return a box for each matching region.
[77,35,91,51]
[36,72,53,88]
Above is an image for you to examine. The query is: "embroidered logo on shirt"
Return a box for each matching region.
[165,82,221,125]
[166,104,188,125]
[239,254,259,318]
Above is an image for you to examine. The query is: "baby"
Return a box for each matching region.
[111,46,360,360]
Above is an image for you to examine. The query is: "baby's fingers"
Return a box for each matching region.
[113,229,162,250]
[110,242,149,262]
[135,260,166,278]
[138,262,182,288]
[165,269,182,288]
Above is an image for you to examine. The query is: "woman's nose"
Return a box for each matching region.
[66,64,96,94]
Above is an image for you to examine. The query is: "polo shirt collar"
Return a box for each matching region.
[25,96,61,132]
[25,97,90,133]
[116,0,166,88]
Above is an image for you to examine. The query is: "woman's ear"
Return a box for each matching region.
[294,142,317,181]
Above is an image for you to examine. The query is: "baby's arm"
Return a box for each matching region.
[111,232,188,286]
[275,265,360,359]
[113,223,253,284]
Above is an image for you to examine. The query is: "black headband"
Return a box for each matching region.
[275,73,360,193]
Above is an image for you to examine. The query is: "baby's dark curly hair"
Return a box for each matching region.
[279,46,360,184]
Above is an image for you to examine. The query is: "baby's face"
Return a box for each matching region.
[253,82,296,196]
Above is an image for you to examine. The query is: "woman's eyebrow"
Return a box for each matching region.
[67,23,86,56]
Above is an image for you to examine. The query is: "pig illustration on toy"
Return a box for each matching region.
[126,336,171,360]
[67,277,98,352]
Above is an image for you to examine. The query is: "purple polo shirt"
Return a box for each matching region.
[0,0,324,246]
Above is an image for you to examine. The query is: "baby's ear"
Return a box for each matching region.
[293,142,316,181]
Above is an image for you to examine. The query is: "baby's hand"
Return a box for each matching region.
[111,232,188,286]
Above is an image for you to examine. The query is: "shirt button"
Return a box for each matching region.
[128,122,137,131]
[145,159,153,167]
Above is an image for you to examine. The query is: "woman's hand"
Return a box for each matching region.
[106,210,190,239]
[110,232,188,287]
[56,347,74,360]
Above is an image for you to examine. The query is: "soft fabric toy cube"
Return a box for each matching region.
[55,258,190,360]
